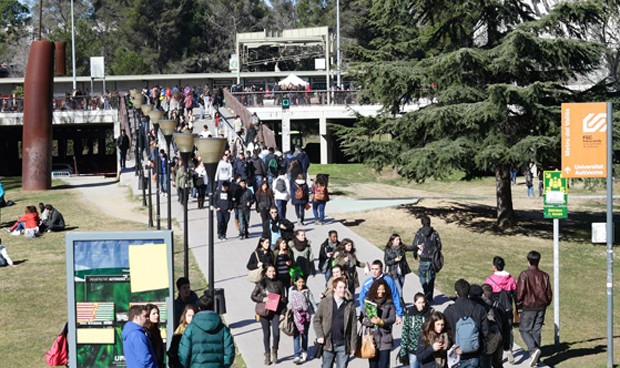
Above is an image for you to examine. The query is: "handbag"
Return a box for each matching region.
[45,325,68,367]
[355,327,377,359]
[304,203,311,210]
[247,252,263,283]
[279,308,295,336]
[255,302,270,317]
[397,347,409,366]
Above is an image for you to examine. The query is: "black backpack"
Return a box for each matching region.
[493,290,514,314]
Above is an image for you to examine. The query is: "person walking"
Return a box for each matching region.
[319,230,340,283]
[214,181,233,241]
[273,237,294,289]
[384,233,411,301]
[145,304,165,368]
[251,265,287,365]
[313,277,357,368]
[255,181,275,238]
[247,237,275,280]
[400,293,433,368]
[117,130,130,169]
[178,295,235,368]
[361,279,396,368]
[122,305,158,368]
[267,206,295,248]
[289,230,316,281]
[359,260,404,324]
[415,311,450,368]
[311,176,329,225]
[333,238,366,298]
[167,305,198,368]
[412,215,442,302]
[235,178,254,239]
[288,275,318,364]
[273,169,291,220]
[290,174,310,226]
[516,251,552,368]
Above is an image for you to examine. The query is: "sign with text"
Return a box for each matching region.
[561,102,608,178]
[543,170,568,219]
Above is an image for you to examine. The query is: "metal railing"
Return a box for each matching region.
[0,95,122,113]
[230,90,359,107]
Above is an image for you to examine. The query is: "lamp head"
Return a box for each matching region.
[132,96,143,109]
[194,137,227,165]
[174,133,197,154]
[140,104,154,115]
[159,120,178,138]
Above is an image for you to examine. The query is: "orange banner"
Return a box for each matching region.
[561,102,608,178]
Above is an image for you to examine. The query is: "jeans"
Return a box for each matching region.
[238,208,250,236]
[408,353,419,368]
[394,274,405,300]
[259,209,270,238]
[216,210,231,237]
[119,149,128,168]
[369,349,390,368]
[276,199,287,219]
[293,322,310,357]
[313,201,326,223]
[458,357,480,368]
[324,268,332,283]
[11,222,25,232]
[519,309,546,354]
[418,260,436,300]
[295,204,305,223]
[322,344,349,368]
[260,312,281,353]
[254,175,264,193]
[527,185,535,197]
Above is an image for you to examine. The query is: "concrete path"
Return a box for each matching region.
[63,165,540,368]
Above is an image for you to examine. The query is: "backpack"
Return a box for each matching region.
[295,185,304,200]
[493,290,514,315]
[314,183,327,201]
[432,248,444,273]
[268,158,279,176]
[483,306,504,354]
[455,313,480,354]
[275,178,286,193]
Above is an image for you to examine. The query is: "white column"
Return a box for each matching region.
[282,111,291,153]
[319,117,329,164]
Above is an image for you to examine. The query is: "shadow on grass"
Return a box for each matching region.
[403,202,620,242]
[0,177,22,191]
[54,180,119,190]
[339,218,366,227]
[12,259,27,266]
[541,335,620,367]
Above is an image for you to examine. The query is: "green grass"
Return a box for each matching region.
[0,177,245,368]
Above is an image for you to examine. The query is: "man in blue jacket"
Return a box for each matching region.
[179,294,235,368]
[122,305,158,368]
[359,259,404,324]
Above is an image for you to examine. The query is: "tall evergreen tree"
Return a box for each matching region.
[336,0,607,227]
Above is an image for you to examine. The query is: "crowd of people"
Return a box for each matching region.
[2,203,65,237]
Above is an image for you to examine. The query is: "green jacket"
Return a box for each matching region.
[178,311,235,368]
[312,295,357,352]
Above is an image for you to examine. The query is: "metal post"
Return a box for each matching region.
[183,169,189,279]
[147,163,153,228]
[166,140,172,230]
[70,0,76,89]
[140,118,147,207]
[208,190,215,305]
[336,0,341,88]
[553,218,560,346]
[156,151,161,230]
[606,102,614,368]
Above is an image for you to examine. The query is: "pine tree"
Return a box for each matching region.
[336,0,607,227]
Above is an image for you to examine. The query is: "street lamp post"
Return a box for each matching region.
[141,104,154,228]
[149,110,164,230]
[130,96,145,206]
[174,132,196,280]
[159,120,178,230]
[194,137,227,309]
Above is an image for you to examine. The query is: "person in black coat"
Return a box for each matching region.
[214,181,233,240]
[235,178,255,239]
[267,206,295,246]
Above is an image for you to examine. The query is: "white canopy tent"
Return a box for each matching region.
[278,73,308,87]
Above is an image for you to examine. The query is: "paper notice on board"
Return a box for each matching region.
[128,244,169,292]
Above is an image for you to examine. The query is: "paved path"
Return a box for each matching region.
[63,164,539,368]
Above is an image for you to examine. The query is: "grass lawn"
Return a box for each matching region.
[0,177,245,368]
[310,164,620,368]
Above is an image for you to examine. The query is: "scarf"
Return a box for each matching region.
[292,237,308,252]
[270,216,281,233]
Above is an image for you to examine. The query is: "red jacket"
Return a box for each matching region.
[16,212,41,229]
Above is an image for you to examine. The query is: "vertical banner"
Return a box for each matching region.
[66,231,173,368]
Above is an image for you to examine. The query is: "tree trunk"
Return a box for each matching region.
[496,164,516,227]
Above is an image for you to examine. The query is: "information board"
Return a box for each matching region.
[543,170,568,219]
[66,231,174,368]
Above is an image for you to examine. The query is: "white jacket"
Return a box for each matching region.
[273,175,290,201]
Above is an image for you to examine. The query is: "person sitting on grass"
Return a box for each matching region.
[6,205,40,235]
[0,238,15,267]
[40,204,65,233]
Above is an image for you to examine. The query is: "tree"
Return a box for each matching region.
[335,0,606,227]
[0,0,31,66]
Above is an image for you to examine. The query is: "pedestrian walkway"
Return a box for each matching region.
[64,165,541,368]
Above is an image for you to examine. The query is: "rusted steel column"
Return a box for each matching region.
[22,40,55,191]
[54,41,66,76]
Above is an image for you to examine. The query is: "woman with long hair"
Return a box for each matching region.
[272,237,293,289]
[247,237,275,274]
[384,233,411,300]
[251,265,287,365]
[255,180,275,238]
[401,293,434,368]
[288,230,316,281]
[145,304,165,368]
[361,279,396,368]
[7,205,40,235]
[167,304,198,368]
[288,275,317,364]
[333,238,365,296]
[416,311,450,368]
[290,174,309,226]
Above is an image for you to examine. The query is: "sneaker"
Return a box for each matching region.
[292,356,301,364]
[529,348,541,367]
[300,351,307,363]
[507,350,515,364]
[10,230,21,236]
[222,237,227,241]
[314,221,321,225]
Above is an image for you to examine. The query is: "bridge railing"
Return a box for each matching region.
[0,95,122,113]
[230,90,359,107]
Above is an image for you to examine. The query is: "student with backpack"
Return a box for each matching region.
[290,174,310,226]
[411,215,443,302]
[443,279,489,368]
[273,169,291,220]
[311,176,329,225]
[484,256,517,363]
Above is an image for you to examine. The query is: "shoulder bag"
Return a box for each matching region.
[355,326,377,359]
[247,251,263,283]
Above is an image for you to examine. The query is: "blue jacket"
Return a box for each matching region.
[178,311,235,368]
[359,274,403,317]
[122,321,158,368]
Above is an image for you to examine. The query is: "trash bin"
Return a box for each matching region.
[213,288,227,314]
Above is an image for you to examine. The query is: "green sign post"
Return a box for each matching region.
[543,170,567,219]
